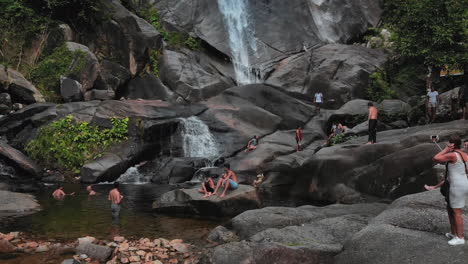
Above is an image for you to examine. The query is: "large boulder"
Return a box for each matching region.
[0,142,42,178]
[137,157,209,184]
[159,49,234,102]
[152,185,260,217]
[0,190,40,219]
[266,45,387,108]
[123,73,175,101]
[0,65,45,104]
[60,77,83,102]
[65,42,99,93]
[93,60,131,93]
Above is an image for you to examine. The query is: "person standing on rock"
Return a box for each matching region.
[295,126,303,151]
[426,86,440,123]
[424,135,468,245]
[366,102,378,144]
[52,186,74,200]
[458,80,468,120]
[108,182,124,222]
[313,91,324,113]
[212,163,238,198]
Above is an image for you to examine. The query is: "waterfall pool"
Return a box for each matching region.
[0,183,223,243]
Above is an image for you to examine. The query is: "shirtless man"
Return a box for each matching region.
[86,185,97,196]
[212,164,238,198]
[108,182,124,220]
[367,102,378,144]
[52,186,74,200]
[295,126,303,151]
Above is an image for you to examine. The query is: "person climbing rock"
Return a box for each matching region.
[295,126,303,151]
[212,163,238,198]
[52,186,74,200]
[108,182,124,222]
[245,135,259,152]
[367,102,378,144]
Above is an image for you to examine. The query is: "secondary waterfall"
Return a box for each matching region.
[180,116,220,158]
[218,0,260,85]
[116,166,150,184]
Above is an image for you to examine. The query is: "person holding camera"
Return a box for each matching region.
[424,135,468,245]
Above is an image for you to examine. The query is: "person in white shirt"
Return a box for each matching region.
[313,91,324,113]
[426,87,440,123]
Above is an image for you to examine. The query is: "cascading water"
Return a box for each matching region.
[180,116,220,158]
[116,166,150,184]
[218,0,260,85]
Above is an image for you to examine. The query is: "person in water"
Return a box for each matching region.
[212,163,238,198]
[245,135,259,152]
[108,182,124,221]
[424,135,468,246]
[86,185,97,196]
[52,186,74,200]
[198,176,216,198]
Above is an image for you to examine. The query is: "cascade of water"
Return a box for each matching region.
[180,116,220,158]
[116,166,150,184]
[218,0,260,85]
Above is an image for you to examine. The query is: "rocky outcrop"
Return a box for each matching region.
[123,74,175,101]
[0,65,45,104]
[204,202,387,264]
[0,190,40,219]
[0,142,42,178]
[266,45,387,107]
[65,42,100,93]
[138,157,209,184]
[153,185,260,217]
[60,77,83,102]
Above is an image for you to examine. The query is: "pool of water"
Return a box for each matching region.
[0,183,223,244]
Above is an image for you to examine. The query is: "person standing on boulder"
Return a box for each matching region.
[108,182,124,222]
[212,163,238,198]
[426,86,440,123]
[458,79,468,120]
[295,126,303,151]
[313,91,324,113]
[366,102,378,144]
[424,135,468,246]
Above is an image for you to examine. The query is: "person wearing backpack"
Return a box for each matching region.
[424,135,468,245]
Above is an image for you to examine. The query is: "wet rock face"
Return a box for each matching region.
[156,0,382,66]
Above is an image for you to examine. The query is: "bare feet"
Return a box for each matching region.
[220,194,226,198]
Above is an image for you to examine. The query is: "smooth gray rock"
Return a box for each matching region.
[60,77,83,102]
[124,74,174,101]
[0,66,45,104]
[138,157,209,184]
[94,60,131,92]
[75,241,112,261]
[0,190,40,219]
[0,142,42,178]
[65,42,99,92]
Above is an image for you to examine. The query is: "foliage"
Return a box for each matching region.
[29,44,85,102]
[365,68,397,102]
[26,115,129,173]
[329,133,346,145]
[149,49,161,76]
[142,8,203,50]
[384,0,468,69]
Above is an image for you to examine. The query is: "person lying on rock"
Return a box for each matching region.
[212,163,238,198]
[245,135,259,152]
[86,185,97,196]
[424,135,468,246]
[52,186,75,200]
[198,176,216,198]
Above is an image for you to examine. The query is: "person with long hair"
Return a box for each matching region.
[424,135,468,245]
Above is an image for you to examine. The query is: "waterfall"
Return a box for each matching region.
[180,116,220,158]
[218,0,260,85]
[116,166,150,184]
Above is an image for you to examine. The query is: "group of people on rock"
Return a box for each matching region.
[198,163,238,198]
[52,182,123,222]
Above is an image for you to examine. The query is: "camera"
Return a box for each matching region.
[430,135,439,143]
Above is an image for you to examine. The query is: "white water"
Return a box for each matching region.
[180,116,220,158]
[116,166,150,184]
[218,0,260,85]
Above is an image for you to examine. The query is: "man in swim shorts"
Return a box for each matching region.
[212,163,238,198]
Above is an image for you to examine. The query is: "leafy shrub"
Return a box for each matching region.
[365,69,397,102]
[29,45,86,102]
[329,133,346,146]
[26,115,129,174]
[149,49,161,76]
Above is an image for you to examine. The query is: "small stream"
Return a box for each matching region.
[0,183,223,243]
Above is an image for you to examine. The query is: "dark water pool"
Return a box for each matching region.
[0,183,223,244]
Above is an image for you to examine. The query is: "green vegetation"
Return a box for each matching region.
[384,0,467,86]
[365,68,397,102]
[26,115,129,174]
[142,8,203,51]
[149,49,162,77]
[29,44,86,102]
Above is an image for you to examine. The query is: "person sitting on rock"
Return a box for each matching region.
[253,173,265,188]
[326,122,347,145]
[198,176,216,198]
[86,185,97,196]
[212,163,238,198]
[245,136,259,152]
[52,186,74,200]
